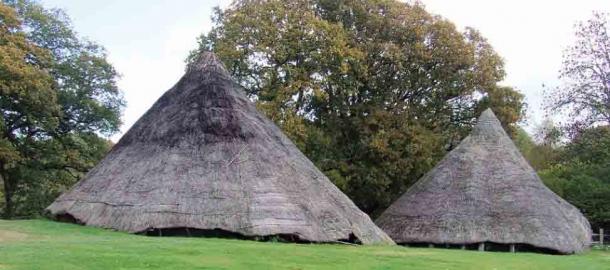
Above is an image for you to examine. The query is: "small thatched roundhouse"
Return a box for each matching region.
[47,52,394,245]
[376,109,591,254]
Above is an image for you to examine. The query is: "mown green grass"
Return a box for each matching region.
[0,220,608,270]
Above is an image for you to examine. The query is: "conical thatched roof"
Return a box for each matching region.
[47,52,393,245]
[376,109,591,253]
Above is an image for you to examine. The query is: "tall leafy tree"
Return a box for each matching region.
[194,0,525,215]
[0,0,123,218]
[547,12,610,131]
[0,2,57,218]
[539,12,610,229]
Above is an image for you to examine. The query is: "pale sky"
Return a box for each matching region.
[40,0,610,141]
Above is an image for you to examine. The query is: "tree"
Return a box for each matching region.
[6,0,123,136]
[0,2,57,218]
[539,126,610,230]
[513,127,559,171]
[564,125,610,163]
[193,0,525,215]
[476,85,525,136]
[547,12,610,131]
[0,0,123,218]
[540,11,610,229]
[541,162,610,231]
[514,122,610,229]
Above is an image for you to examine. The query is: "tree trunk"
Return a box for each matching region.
[1,171,14,219]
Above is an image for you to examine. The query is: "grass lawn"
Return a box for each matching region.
[0,220,608,270]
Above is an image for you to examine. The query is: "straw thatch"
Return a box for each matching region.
[46,52,394,245]
[376,109,591,253]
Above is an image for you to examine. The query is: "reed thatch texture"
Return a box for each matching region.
[46,52,394,245]
[376,109,591,253]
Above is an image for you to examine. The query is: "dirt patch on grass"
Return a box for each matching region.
[0,229,28,242]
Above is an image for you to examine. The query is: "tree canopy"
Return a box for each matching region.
[0,0,123,218]
[547,12,610,132]
[535,12,610,230]
[193,0,525,215]
[0,2,57,218]
[538,126,610,230]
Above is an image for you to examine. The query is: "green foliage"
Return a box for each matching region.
[6,0,124,135]
[563,126,610,164]
[540,10,610,229]
[476,86,525,136]
[515,124,610,229]
[0,2,58,218]
[9,134,112,217]
[0,0,123,218]
[539,126,610,229]
[513,128,539,167]
[1,219,609,269]
[193,0,525,215]
[540,163,610,230]
[513,127,561,171]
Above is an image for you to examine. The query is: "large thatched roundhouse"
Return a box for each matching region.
[47,52,394,245]
[376,109,591,254]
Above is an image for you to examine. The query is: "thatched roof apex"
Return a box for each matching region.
[47,52,394,245]
[188,51,229,75]
[376,109,591,254]
[472,108,505,137]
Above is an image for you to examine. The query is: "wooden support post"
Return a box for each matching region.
[428,243,434,248]
[478,243,485,252]
[185,227,192,237]
[460,245,466,250]
[158,229,162,237]
[509,244,515,253]
[601,228,604,246]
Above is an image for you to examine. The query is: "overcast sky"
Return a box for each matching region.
[40,0,610,141]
